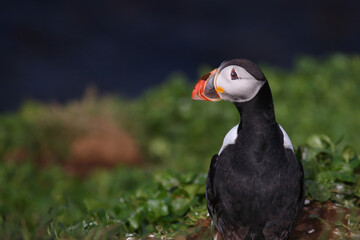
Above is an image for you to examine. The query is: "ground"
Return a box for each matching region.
[185,201,359,240]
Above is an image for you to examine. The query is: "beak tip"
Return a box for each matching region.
[191,79,206,100]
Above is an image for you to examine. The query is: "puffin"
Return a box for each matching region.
[191,59,304,240]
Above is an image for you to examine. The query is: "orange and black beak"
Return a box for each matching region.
[191,69,222,101]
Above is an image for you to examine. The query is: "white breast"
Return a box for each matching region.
[219,124,239,154]
[278,124,294,151]
[218,123,294,155]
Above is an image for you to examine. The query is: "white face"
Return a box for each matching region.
[215,65,265,102]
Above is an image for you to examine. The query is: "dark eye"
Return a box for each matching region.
[231,69,238,80]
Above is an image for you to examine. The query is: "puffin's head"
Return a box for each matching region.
[191,59,266,102]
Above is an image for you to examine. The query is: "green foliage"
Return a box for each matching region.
[0,113,36,158]
[265,54,360,147]
[300,134,360,206]
[0,140,360,239]
[0,162,207,239]
[1,136,359,239]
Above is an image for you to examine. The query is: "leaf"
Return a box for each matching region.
[349,157,360,170]
[134,180,161,199]
[128,208,143,230]
[315,151,332,166]
[195,184,206,195]
[153,170,179,190]
[331,157,347,171]
[145,199,169,222]
[342,145,356,163]
[182,184,200,199]
[307,135,324,149]
[170,198,190,216]
[170,188,191,217]
[171,188,189,198]
[179,172,197,184]
[306,180,331,202]
[307,135,334,152]
[331,192,345,202]
[193,173,207,185]
[315,171,336,184]
[90,208,108,222]
[334,172,356,183]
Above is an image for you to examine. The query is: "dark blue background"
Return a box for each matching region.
[1,0,360,112]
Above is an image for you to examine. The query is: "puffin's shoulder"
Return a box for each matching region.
[277,124,294,152]
[218,124,239,154]
[218,123,294,155]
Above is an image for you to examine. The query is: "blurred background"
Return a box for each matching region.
[2,0,360,111]
[1,1,360,239]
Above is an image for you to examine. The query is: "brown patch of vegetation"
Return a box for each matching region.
[186,219,212,240]
[66,123,141,176]
[4,88,143,176]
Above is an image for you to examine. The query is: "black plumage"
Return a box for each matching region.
[200,60,304,240]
